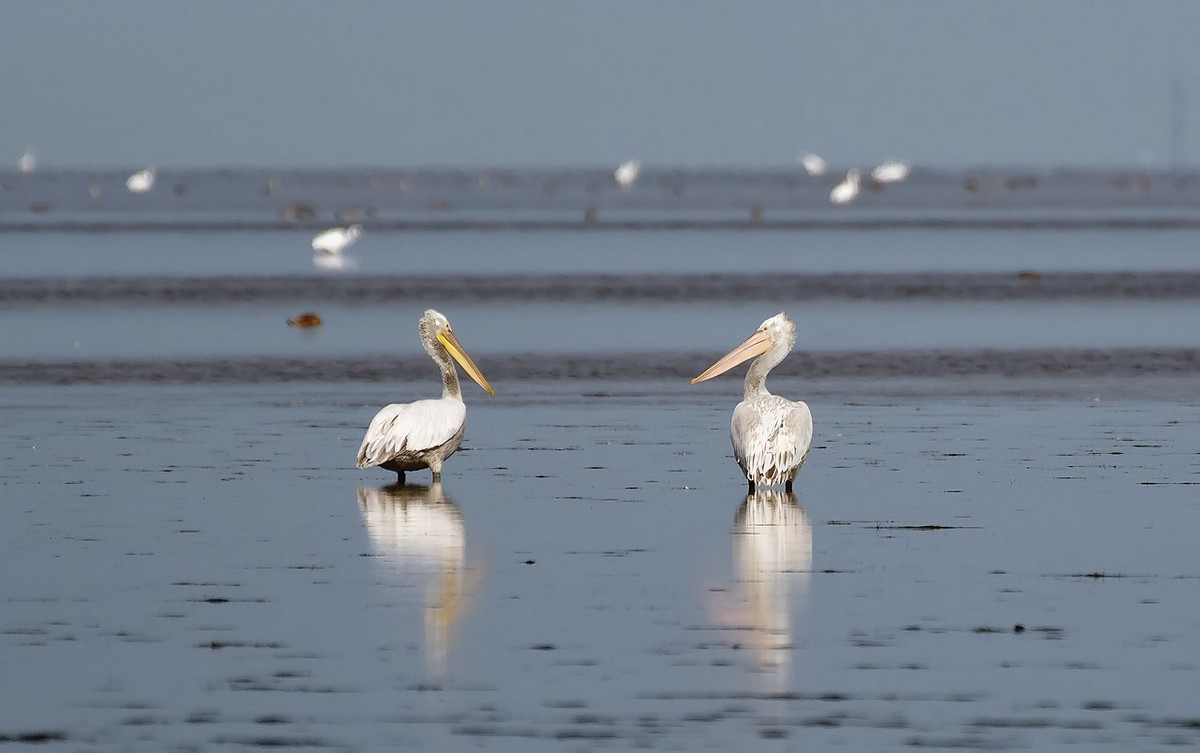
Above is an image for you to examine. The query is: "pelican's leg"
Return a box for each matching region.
[785,479,793,493]
[747,478,755,493]
[431,470,442,482]
[395,470,406,485]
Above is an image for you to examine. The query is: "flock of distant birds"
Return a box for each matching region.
[798,153,912,204]
[18,150,159,197]
[612,153,911,205]
[15,150,906,209]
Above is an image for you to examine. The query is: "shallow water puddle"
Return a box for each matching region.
[2,382,1199,750]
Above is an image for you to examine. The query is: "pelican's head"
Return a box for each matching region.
[346,224,364,240]
[419,309,495,396]
[691,312,795,384]
[846,168,861,184]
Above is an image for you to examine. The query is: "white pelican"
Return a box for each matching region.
[829,169,861,205]
[692,313,813,491]
[126,168,156,193]
[17,150,36,174]
[357,309,494,483]
[311,224,363,254]
[800,152,826,176]
[614,159,641,188]
[871,160,910,183]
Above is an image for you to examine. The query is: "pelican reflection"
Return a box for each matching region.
[357,483,473,676]
[730,489,812,684]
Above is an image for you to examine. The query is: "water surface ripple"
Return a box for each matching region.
[4,270,1200,305]
[3,347,1196,385]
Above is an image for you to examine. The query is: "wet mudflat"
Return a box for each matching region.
[2,377,1198,751]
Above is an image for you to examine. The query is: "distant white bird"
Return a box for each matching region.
[800,153,826,176]
[829,169,861,205]
[614,159,641,188]
[357,309,494,483]
[126,168,156,193]
[692,312,813,491]
[311,224,363,255]
[17,150,36,174]
[871,160,910,184]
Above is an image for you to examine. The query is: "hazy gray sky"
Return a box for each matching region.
[3,1,1198,169]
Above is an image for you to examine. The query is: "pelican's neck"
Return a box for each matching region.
[743,359,771,399]
[421,321,463,401]
[743,339,789,400]
[437,352,462,400]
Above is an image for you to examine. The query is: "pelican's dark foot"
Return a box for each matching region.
[747,479,755,493]
[785,479,793,493]
[395,471,406,485]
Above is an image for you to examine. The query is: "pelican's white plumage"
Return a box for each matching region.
[692,312,813,490]
[871,160,910,183]
[358,399,467,472]
[800,152,826,176]
[829,169,861,205]
[356,309,493,482]
[126,168,156,193]
[17,150,36,174]
[614,159,641,188]
[311,224,363,254]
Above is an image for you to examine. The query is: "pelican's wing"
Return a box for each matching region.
[731,397,814,483]
[356,399,467,469]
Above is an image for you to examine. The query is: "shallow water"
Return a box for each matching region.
[3,202,1200,749]
[5,167,1200,231]
[2,380,1199,750]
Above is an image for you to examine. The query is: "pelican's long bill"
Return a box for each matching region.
[436,331,495,396]
[691,329,774,384]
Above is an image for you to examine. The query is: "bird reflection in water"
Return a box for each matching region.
[312,252,357,271]
[723,489,812,686]
[356,483,476,678]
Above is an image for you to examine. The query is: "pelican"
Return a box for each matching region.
[871,160,910,184]
[17,150,36,174]
[614,159,641,188]
[800,152,826,176]
[829,169,860,204]
[692,313,813,491]
[126,168,156,193]
[311,223,363,254]
[357,309,494,483]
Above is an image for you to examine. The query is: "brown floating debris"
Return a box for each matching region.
[287,312,322,328]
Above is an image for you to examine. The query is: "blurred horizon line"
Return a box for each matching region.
[4,162,1197,176]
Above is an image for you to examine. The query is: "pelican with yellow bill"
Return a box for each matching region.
[357,309,494,483]
[692,312,813,492]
